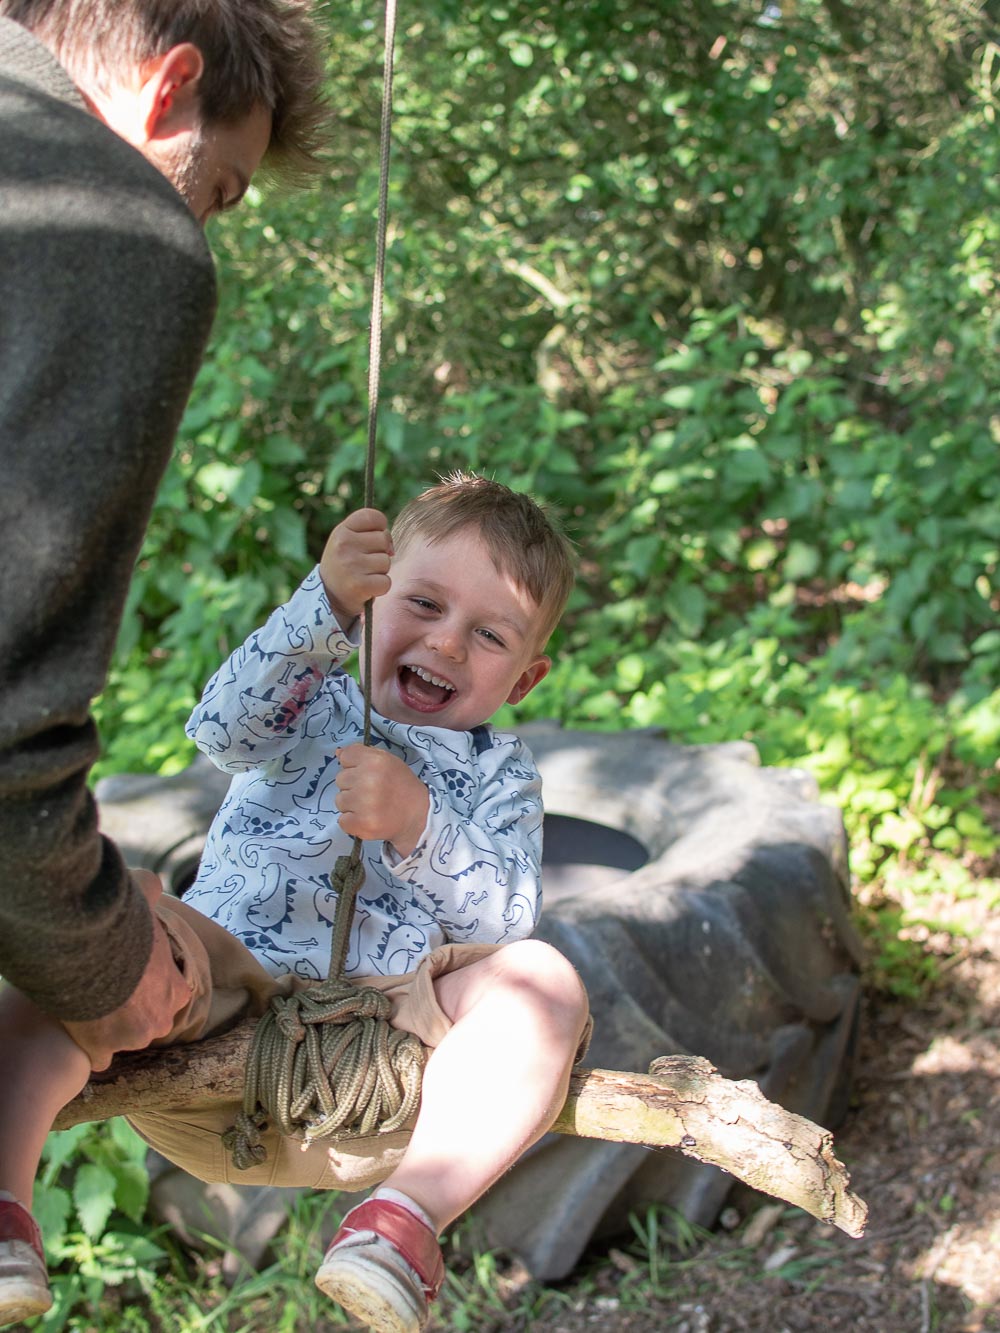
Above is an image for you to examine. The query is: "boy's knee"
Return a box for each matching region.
[495,939,589,1025]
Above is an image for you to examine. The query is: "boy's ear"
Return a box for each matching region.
[138,43,205,141]
[506,656,550,706]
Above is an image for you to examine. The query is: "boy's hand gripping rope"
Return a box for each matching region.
[224,0,426,1171]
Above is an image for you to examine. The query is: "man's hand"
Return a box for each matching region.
[335,744,430,858]
[320,508,393,629]
[63,869,191,1071]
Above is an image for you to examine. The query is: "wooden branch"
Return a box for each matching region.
[553,1054,867,1238]
[56,1024,867,1239]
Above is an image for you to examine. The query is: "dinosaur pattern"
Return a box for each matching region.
[183,568,544,980]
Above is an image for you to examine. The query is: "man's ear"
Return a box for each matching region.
[506,656,551,706]
[138,43,204,142]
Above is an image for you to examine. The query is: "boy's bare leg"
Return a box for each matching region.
[0,986,91,1207]
[376,939,589,1233]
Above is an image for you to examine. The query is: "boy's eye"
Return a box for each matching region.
[409,597,438,612]
[477,627,507,648]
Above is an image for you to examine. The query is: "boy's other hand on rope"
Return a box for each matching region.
[320,508,393,630]
[335,744,430,858]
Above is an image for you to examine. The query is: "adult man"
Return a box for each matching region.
[0,1,328,1069]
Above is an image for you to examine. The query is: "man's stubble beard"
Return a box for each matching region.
[144,123,207,214]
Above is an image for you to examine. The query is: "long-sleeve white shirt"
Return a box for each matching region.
[183,568,544,980]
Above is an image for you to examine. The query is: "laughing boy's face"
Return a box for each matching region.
[363,528,550,731]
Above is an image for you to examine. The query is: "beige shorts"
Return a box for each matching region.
[128,896,563,1191]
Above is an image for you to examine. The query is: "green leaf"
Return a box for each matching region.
[928,632,968,663]
[616,653,646,691]
[665,583,707,637]
[113,1160,150,1224]
[194,461,244,501]
[873,811,924,852]
[624,534,662,580]
[73,1163,118,1241]
[261,433,306,465]
[783,541,821,582]
[661,385,696,410]
[745,538,778,571]
[107,1118,150,1163]
[32,1184,73,1252]
[40,1123,93,1181]
[270,508,309,563]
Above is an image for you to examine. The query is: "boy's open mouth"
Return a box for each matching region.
[398,664,455,711]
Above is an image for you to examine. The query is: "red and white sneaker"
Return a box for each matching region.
[315,1197,444,1333]
[0,1198,51,1326]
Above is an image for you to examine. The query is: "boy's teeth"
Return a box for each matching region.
[409,664,454,692]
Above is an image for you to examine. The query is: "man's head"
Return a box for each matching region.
[0,0,328,221]
[366,474,576,731]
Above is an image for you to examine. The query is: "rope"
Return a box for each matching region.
[224,0,427,1171]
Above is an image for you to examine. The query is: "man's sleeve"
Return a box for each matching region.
[0,86,218,1020]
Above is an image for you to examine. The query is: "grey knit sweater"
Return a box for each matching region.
[0,18,217,1019]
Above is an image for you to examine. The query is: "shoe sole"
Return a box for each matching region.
[315,1253,424,1333]
[0,1279,53,1327]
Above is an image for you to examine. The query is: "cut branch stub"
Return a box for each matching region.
[552,1054,866,1238]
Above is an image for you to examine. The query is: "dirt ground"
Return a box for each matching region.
[467,884,1000,1333]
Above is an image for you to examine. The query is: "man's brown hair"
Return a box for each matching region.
[0,0,329,181]
[391,473,577,651]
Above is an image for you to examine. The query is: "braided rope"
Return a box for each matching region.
[222,912,424,1168]
[224,0,428,1171]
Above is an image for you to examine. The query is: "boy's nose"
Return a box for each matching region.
[427,624,465,661]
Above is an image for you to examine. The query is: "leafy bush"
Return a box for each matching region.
[33,1121,167,1331]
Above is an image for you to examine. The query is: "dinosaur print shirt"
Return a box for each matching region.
[183,568,544,980]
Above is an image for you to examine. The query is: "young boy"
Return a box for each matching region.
[0,475,591,1333]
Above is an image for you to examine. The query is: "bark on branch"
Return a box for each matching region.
[56,1024,867,1239]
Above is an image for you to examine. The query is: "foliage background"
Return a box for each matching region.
[94,0,999,969]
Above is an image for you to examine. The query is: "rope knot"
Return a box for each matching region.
[356,987,391,1020]
[222,1108,269,1171]
[332,852,366,897]
[273,995,306,1045]
[227,977,427,1169]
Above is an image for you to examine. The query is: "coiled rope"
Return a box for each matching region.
[224,0,426,1171]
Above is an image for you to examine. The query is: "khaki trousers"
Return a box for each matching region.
[128,895,508,1191]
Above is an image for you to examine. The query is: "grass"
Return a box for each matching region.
[33,1195,758,1332]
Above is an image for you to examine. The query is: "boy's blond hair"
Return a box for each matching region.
[0,0,329,182]
[391,473,576,652]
